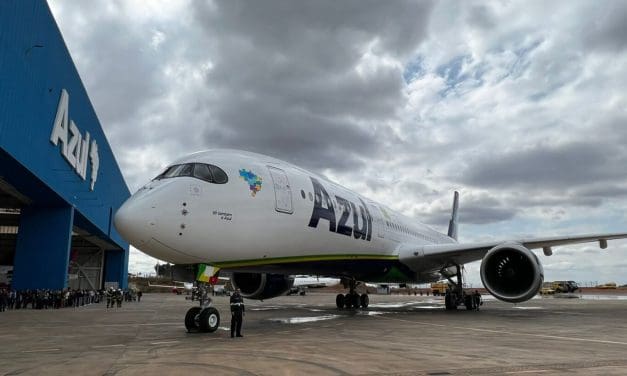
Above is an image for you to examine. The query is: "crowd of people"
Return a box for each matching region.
[0,287,142,312]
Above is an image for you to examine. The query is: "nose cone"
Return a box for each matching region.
[114,197,154,246]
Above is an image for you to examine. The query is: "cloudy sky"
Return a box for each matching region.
[48,0,627,286]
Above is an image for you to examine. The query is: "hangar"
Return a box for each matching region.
[0,1,130,290]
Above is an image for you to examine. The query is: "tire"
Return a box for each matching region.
[199,307,220,333]
[336,294,344,309]
[360,294,369,308]
[343,294,352,309]
[185,306,202,332]
[444,293,457,310]
[464,295,474,310]
[350,293,360,309]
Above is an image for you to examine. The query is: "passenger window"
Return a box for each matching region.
[193,164,213,182]
[209,165,228,184]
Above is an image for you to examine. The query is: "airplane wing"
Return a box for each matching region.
[399,232,627,271]
[148,282,186,289]
[293,276,339,288]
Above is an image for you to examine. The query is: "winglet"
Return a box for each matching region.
[447,191,459,241]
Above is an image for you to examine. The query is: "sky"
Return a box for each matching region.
[48,0,627,286]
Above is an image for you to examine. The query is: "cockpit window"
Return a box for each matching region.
[153,163,228,184]
[193,164,213,182]
[178,164,194,176]
[209,165,228,184]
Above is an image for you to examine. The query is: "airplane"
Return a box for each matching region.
[114,149,627,333]
[148,281,195,294]
[287,275,340,295]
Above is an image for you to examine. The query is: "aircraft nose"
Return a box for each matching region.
[114,196,155,246]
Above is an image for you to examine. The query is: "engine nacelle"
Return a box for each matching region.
[480,243,544,303]
[231,273,294,300]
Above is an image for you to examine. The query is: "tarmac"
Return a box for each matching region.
[1,292,627,375]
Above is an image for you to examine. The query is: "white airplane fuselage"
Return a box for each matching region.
[115,148,627,311]
[115,149,455,283]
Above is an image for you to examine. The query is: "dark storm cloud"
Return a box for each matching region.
[50,3,166,125]
[461,143,625,190]
[422,194,516,226]
[206,105,384,172]
[511,194,603,209]
[577,184,627,199]
[192,0,434,172]
[194,0,434,59]
[466,5,496,30]
[582,1,627,52]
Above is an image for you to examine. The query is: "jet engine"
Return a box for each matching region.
[230,273,294,300]
[480,243,544,303]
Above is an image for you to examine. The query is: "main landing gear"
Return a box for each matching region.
[185,282,220,332]
[443,264,478,311]
[336,278,369,309]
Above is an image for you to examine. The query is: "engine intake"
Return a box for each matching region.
[231,273,294,300]
[480,243,544,303]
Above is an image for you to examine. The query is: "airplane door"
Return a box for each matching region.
[267,166,293,214]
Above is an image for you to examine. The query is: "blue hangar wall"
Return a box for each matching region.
[0,1,131,289]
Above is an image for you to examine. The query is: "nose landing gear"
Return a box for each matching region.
[185,282,220,332]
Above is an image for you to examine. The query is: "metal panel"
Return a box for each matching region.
[12,205,74,290]
[267,166,293,214]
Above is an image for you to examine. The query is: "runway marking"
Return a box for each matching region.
[505,371,549,374]
[379,316,627,346]
[31,322,181,329]
[92,344,126,348]
[22,348,60,353]
[150,340,180,345]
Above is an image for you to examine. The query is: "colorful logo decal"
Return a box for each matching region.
[239,169,263,196]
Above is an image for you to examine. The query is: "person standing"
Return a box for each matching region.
[0,288,7,312]
[473,290,482,311]
[106,288,113,308]
[116,289,123,308]
[136,290,142,302]
[230,288,245,338]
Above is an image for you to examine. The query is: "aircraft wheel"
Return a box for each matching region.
[199,307,220,332]
[444,293,457,310]
[336,294,344,309]
[185,306,202,332]
[464,295,474,310]
[360,293,369,308]
[343,294,352,308]
[350,293,360,309]
[344,293,357,309]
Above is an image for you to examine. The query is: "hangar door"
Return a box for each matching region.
[267,166,293,214]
